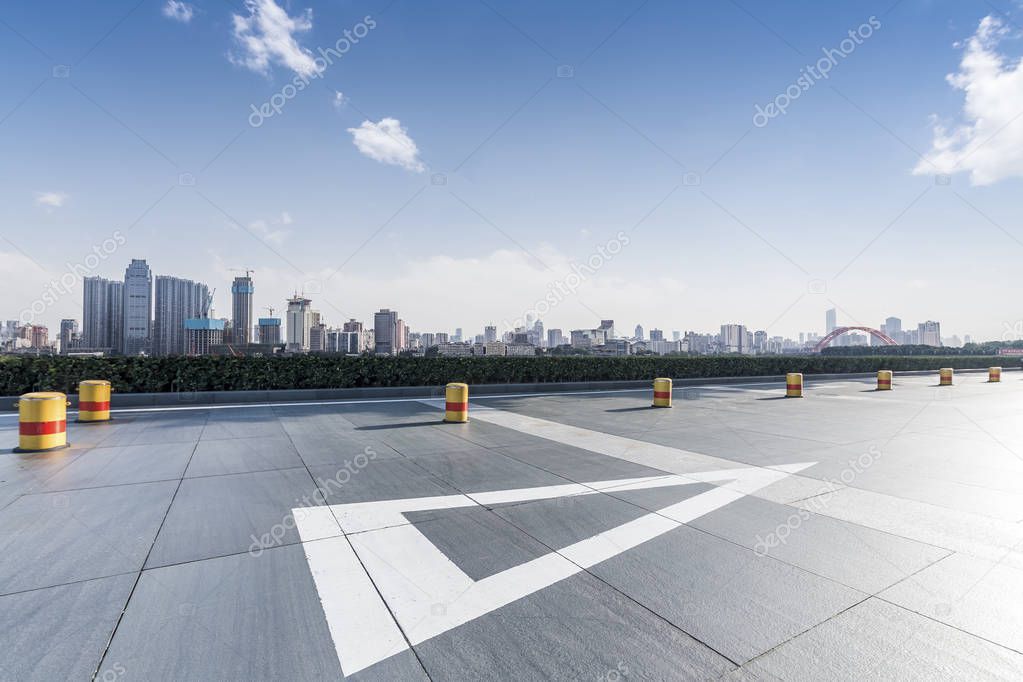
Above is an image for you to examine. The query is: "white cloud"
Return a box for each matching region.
[230,0,318,78]
[162,0,195,23]
[914,16,1023,185]
[34,191,68,209]
[243,213,292,246]
[332,90,347,110]
[347,117,425,172]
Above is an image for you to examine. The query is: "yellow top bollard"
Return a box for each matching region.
[877,370,893,391]
[652,378,672,408]
[15,392,70,452]
[785,373,803,398]
[989,367,1001,383]
[939,368,953,386]
[78,380,112,422]
[443,383,469,423]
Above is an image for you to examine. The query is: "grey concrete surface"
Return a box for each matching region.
[0,374,1021,680]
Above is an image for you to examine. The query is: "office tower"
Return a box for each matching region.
[533,319,544,347]
[231,274,254,344]
[342,319,363,333]
[484,325,497,343]
[421,333,436,349]
[59,319,78,354]
[918,320,942,346]
[547,328,563,347]
[599,320,615,340]
[453,327,463,343]
[435,332,449,344]
[153,276,209,356]
[672,331,681,342]
[826,308,837,333]
[108,282,124,354]
[286,296,313,351]
[650,328,664,342]
[122,259,153,356]
[634,324,644,341]
[374,309,397,355]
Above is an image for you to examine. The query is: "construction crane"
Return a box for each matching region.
[203,287,216,318]
[229,268,254,279]
[264,305,275,318]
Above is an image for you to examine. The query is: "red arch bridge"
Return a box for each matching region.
[813,326,898,352]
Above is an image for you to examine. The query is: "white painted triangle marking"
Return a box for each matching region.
[295,463,812,676]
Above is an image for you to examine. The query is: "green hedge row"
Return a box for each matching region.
[0,354,1013,395]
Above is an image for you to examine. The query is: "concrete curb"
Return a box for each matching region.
[1,366,1015,412]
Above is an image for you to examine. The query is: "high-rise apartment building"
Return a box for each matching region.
[634,325,644,341]
[231,275,254,345]
[599,320,615,340]
[82,276,124,352]
[547,328,564,347]
[286,296,313,351]
[122,259,153,356]
[396,319,408,352]
[918,320,942,347]
[719,324,747,353]
[826,308,837,333]
[484,325,498,343]
[650,328,664,342]
[342,319,363,333]
[153,276,209,356]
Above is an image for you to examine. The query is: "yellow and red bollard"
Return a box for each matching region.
[77,380,111,422]
[939,368,953,386]
[785,373,803,398]
[877,370,892,391]
[652,377,672,408]
[15,392,70,452]
[443,383,469,423]
[989,367,1001,383]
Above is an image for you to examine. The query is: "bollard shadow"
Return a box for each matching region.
[356,421,440,431]
[755,396,793,401]
[605,406,658,413]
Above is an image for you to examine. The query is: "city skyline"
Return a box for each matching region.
[2,255,967,356]
[1,1,1021,342]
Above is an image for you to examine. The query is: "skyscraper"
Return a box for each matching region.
[826,308,837,333]
[83,277,112,349]
[918,320,942,346]
[634,324,644,341]
[650,328,664,342]
[122,259,153,356]
[231,274,254,345]
[599,320,615,339]
[153,276,209,356]
[286,296,313,351]
[59,319,78,354]
[374,309,397,355]
[720,324,747,353]
[484,325,497,343]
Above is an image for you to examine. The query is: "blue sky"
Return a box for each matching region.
[2,0,1023,341]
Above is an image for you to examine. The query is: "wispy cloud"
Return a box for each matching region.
[914,16,1023,185]
[247,212,293,245]
[230,0,318,78]
[34,191,68,209]
[332,90,347,110]
[162,0,195,23]
[347,117,425,172]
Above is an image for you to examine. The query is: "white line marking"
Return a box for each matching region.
[295,509,409,676]
[296,462,812,675]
